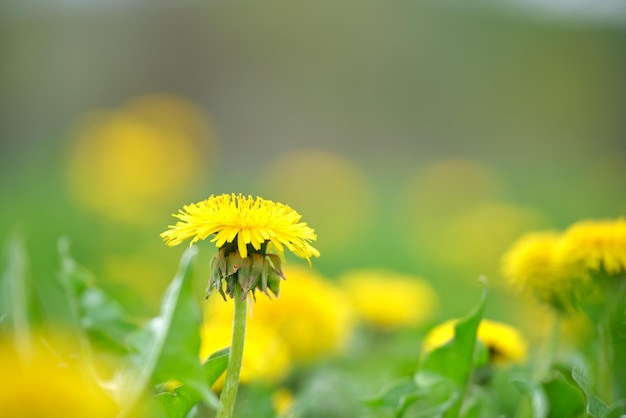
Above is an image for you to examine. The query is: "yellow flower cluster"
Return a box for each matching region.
[422,319,528,366]
[200,266,353,387]
[501,218,626,311]
[339,269,438,329]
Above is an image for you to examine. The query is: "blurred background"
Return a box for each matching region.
[1,0,625,334]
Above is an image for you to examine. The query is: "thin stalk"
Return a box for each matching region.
[597,311,614,404]
[535,313,560,380]
[216,285,247,418]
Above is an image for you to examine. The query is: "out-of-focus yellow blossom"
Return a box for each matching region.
[200,319,292,389]
[423,319,527,366]
[515,300,594,348]
[0,339,117,418]
[501,231,577,312]
[66,94,213,223]
[272,388,294,418]
[250,265,354,361]
[557,218,626,279]
[440,202,546,274]
[203,265,353,364]
[338,269,438,329]
[258,150,374,254]
[401,159,546,277]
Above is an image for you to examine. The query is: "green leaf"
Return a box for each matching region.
[542,371,585,418]
[157,385,199,418]
[404,373,460,418]
[514,377,548,418]
[119,246,218,417]
[417,283,488,418]
[364,377,419,411]
[204,347,229,386]
[57,237,137,351]
[571,368,610,418]
[0,229,33,358]
[156,349,230,418]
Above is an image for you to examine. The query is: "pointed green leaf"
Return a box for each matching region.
[119,246,218,417]
[204,347,229,386]
[0,229,33,359]
[418,284,488,418]
[364,377,418,410]
[542,371,585,418]
[514,378,548,418]
[402,373,459,418]
[57,238,137,351]
[571,368,610,418]
[155,348,229,418]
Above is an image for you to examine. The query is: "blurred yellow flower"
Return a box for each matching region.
[501,231,576,311]
[0,339,117,418]
[203,265,353,365]
[338,269,438,329]
[557,218,626,278]
[400,159,546,277]
[272,388,294,418]
[66,94,213,223]
[200,319,292,389]
[250,265,354,362]
[258,150,374,254]
[423,319,527,366]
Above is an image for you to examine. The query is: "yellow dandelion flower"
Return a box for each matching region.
[422,319,527,366]
[557,218,626,278]
[161,194,319,260]
[161,194,319,299]
[501,231,576,312]
[339,269,438,329]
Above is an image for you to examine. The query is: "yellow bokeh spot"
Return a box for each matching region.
[202,264,354,380]
[339,269,438,329]
[0,337,118,418]
[258,150,374,253]
[200,316,292,389]
[66,94,214,223]
[250,265,355,362]
[401,159,547,275]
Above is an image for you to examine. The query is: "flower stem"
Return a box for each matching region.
[597,309,614,404]
[216,285,247,418]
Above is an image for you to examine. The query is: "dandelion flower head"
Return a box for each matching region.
[501,231,574,311]
[161,193,319,261]
[557,218,626,278]
[161,194,319,299]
